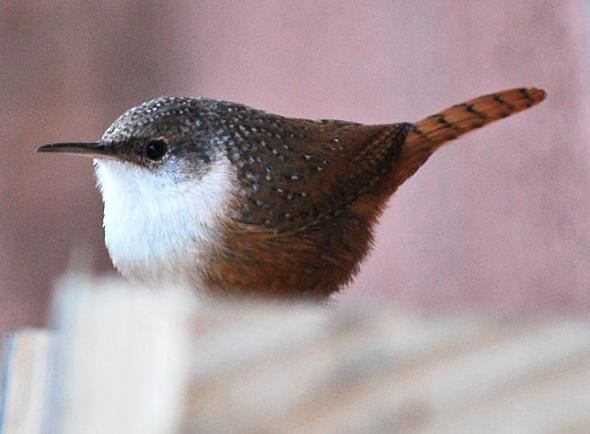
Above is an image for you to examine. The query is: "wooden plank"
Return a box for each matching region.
[0,330,54,434]
[4,277,590,433]
[49,278,194,434]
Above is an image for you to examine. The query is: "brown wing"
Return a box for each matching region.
[223,111,413,233]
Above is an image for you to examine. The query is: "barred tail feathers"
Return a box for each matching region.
[406,87,546,151]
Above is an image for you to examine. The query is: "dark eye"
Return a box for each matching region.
[145,139,168,161]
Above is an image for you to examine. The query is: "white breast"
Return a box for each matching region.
[94,157,236,286]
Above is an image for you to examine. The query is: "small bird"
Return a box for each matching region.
[38,87,545,299]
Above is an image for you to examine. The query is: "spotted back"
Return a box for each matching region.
[215,109,413,233]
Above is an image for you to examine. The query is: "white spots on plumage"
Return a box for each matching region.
[94,157,237,286]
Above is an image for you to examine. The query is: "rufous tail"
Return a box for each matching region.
[406,87,546,151]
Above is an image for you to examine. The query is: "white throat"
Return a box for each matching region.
[94,157,236,286]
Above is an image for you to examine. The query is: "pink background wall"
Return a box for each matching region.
[1,1,589,332]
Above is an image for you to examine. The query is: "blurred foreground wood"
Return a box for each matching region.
[2,276,590,433]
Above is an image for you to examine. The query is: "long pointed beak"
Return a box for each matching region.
[36,142,114,158]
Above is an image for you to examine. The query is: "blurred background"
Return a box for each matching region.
[1,1,589,333]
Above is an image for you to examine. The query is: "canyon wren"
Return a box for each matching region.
[38,87,545,299]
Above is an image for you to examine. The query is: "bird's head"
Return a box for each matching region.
[37,97,226,183]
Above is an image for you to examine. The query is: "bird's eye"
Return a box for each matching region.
[145,139,168,161]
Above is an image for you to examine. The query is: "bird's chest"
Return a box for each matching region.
[94,159,236,286]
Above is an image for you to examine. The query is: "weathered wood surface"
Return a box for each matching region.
[3,276,590,433]
[0,330,54,434]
